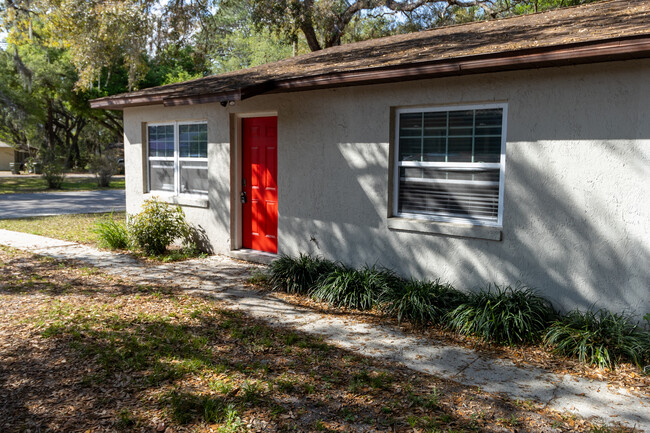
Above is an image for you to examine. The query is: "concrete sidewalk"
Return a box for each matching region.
[0,229,648,432]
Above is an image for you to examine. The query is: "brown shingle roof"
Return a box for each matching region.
[91,0,650,109]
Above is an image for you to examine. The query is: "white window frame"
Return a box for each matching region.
[147,121,208,196]
[393,103,507,227]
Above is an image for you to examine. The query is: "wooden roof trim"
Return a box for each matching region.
[90,35,650,110]
[162,81,276,107]
[90,94,168,109]
[267,35,650,94]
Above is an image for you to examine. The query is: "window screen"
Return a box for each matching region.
[179,123,208,158]
[395,106,505,224]
[148,125,175,158]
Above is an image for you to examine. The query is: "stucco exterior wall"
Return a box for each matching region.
[0,147,14,171]
[123,59,650,318]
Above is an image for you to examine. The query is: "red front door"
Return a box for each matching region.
[242,117,278,254]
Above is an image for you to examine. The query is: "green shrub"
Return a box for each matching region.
[312,265,401,311]
[42,163,66,189]
[545,309,650,369]
[88,154,119,187]
[447,284,556,345]
[128,198,193,255]
[269,253,340,294]
[93,212,129,249]
[381,279,468,325]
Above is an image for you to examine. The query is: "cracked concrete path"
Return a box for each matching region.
[1,229,648,432]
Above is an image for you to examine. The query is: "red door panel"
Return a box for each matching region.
[242,117,278,253]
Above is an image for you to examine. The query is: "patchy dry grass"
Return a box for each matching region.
[0,212,126,245]
[0,213,206,264]
[0,246,638,433]
[0,176,124,194]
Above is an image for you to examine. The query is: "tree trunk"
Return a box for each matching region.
[43,101,57,163]
[301,23,322,51]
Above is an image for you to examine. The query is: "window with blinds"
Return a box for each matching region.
[148,122,208,196]
[394,104,506,226]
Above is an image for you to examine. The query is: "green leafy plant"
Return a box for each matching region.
[41,163,66,189]
[163,390,228,425]
[128,198,193,255]
[151,244,206,262]
[93,212,129,249]
[381,278,468,325]
[88,153,119,187]
[248,269,270,286]
[312,265,401,311]
[545,309,650,369]
[268,253,340,294]
[447,284,556,345]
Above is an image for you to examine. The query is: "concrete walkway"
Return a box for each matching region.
[0,190,125,219]
[0,229,648,432]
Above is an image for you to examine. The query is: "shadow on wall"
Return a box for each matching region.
[279,138,649,319]
[206,141,232,251]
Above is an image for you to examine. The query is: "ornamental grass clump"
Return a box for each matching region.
[128,198,193,255]
[93,212,129,250]
[447,284,556,346]
[268,253,340,294]
[381,279,468,326]
[312,265,402,311]
[545,309,650,369]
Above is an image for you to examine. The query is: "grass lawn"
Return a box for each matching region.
[0,176,125,194]
[0,212,203,262]
[0,247,634,433]
[0,212,126,245]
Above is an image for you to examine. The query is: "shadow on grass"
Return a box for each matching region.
[0,287,537,433]
[0,251,635,432]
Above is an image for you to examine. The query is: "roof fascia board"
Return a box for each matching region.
[269,36,650,93]
[162,81,276,107]
[163,89,242,107]
[90,94,170,110]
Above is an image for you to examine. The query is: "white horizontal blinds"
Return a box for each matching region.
[397,107,504,223]
[148,125,175,192]
[179,123,208,195]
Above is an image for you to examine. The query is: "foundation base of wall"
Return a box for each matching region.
[228,249,277,265]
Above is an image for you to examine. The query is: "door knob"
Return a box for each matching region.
[240,191,247,204]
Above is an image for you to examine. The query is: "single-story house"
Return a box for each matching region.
[0,142,15,171]
[91,0,650,318]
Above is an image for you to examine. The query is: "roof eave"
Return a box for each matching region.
[269,35,650,94]
[89,35,650,110]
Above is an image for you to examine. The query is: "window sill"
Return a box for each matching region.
[387,217,502,241]
[144,192,209,208]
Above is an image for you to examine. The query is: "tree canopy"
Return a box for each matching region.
[0,0,598,169]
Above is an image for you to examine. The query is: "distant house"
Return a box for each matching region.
[91,0,650,318]
[0,142,15,171]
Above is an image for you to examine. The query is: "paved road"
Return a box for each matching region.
[0,190,125,219]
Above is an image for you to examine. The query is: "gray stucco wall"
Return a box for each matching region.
[123,59,650,318]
